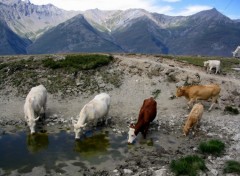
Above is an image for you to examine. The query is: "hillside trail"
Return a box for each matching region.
[115,54,240,86]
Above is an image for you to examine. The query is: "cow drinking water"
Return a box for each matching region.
[73,93,110,139]
[24,85,47,134]
[128,97,157,144]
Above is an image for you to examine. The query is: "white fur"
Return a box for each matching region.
[203,60,220,74]
[73,93,110,139]
[128,127,136,144]
[24,85,47,134]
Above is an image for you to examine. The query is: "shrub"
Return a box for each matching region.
[224,160,240,174]
[152,89,161,99]
[224,106,239,115]
[170,155,206,176]
[198,139,225,156]
[42,54,113,71]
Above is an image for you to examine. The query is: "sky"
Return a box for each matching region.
[28,0,240,20]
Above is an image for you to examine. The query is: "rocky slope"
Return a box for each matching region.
[0,54,240,175]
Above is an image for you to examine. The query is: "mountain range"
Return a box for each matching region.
[1,0,240,56]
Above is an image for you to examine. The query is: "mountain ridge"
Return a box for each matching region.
[0,1,240,56]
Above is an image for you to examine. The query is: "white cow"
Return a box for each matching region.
[24,85,47,134]
[203,60,221,74]
[73,93,110,139]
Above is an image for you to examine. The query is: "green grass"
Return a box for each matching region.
[42,54,113,71]
[224,106,239,115]
[152,89,161,99]
[224,160,240,174]
[198,139,225,156]
[170,155,206,176]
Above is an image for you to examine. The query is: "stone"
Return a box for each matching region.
[123,169,133,174]
[154,168,167,176]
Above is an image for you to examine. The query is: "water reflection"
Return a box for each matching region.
[74,133,110,157]
[26,133,49,153]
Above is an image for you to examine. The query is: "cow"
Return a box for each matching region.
[128,97,157,144]
[73,93,110,139]
[183,103,204,136]
[176,84,221,111]
[203,60,221,74]
[24,85,47,134]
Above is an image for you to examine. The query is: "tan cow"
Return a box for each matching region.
[176,84,221,111]
[183,103,204,136]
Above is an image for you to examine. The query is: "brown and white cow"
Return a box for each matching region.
[128,97,157,144]
[183,103,204,136]
[176,84,221,111]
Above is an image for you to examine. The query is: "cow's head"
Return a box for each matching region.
[183,125,190,136]
[128,124,136,144]
[176,87,184,97]
[73,123,87,139]
[27,116,40,134]
[203,61,209,67]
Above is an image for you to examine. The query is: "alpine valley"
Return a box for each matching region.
[1,0,240,56]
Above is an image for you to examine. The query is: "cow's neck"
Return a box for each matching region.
[134,120,144,136]
[77,106,87,126]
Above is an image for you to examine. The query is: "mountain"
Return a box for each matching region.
[1,1,240,56]
[83,8,240,56]
[0,0,79,40]
[0,18,31,54]
[164,8,240,56]
[28,14,124,54]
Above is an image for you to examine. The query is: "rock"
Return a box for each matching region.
[154,168,167,176]
[233,133,240,141]
[123,169,133,174]
[206,163,218,176]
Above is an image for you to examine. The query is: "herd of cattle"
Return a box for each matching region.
[23,59,222,144]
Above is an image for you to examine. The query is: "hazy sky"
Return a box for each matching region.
[28,0,240,19]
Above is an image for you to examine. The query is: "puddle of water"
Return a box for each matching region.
[0,129,127,172]
[0,126,203,173]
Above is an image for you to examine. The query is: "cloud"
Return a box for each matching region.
[173,5,213,16]
[29,0,173,14]
[162,0,181,2]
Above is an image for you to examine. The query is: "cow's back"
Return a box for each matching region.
[88,93,110,120]
[140,97,157,122]
[25,85,47,111]
[189,84,220,99]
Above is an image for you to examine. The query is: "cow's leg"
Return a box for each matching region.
[209,96,219,111]
[187,99,194,109]
[143,124,150,139]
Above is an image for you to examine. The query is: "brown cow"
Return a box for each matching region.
[128,97,157,144]
[183,103,204,136]
[176,84,221,111]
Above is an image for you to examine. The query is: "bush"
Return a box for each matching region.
[198,139,225,156]
[152,89,161,99]
[224,160,240,174]
[42,54,113,70]
[170,155,206,176]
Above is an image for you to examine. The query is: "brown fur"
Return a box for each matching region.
[183,103,204,136]
[176,84,221,111]
[131,97,157,138]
